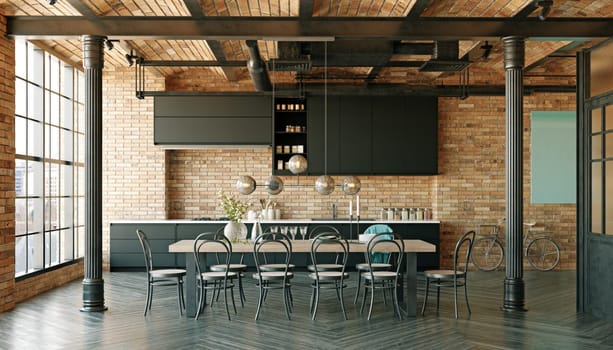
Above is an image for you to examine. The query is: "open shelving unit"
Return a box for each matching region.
[272,97,307,175]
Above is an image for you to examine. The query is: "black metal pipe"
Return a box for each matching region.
[246,40,272,92]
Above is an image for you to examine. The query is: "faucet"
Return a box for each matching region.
[331,204,337,219]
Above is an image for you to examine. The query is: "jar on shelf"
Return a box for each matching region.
[386,208,395,221]
[401,208,409,221]
[277,160,284,170]
[409,208,416,221]
[380,208,387,220]
[276,145,283,154]
[283,145,290,154]
[416,208,424,221]
[424,208,432,220]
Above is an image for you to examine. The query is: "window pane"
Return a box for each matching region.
[27,160,43,197]
[62,65,73,99]
[28,234,44,272]
[27,83,43,122]
[592,162,602,233]
[15,159,26,196]
[62,97,73,129]
[60,197,73,228]
[606,133,613,158]
[593,107,602,133]
[48,91,60,126]
[27,119,43,157]
[45,197,59,231]
[29,198,44,234]
[61,228,74,262]
[49,55,60,93]
[15,38,26,78]
[46,231,60,267]
[27,45,43,86]
[77,196,85,226]
[77,133,85,163]
[15,117,27,155]
[76,226,85,258]
[15,236,27,276]
[61,164,73,196]
[77,103,84,132]
[15,79,26,117]
[590,40,613,98]
[61,128,73,162]
[607,161,613,235]
[45,125,60,160]
[15,198,27,236]
[77,168,84,196]
[45,163,59,196]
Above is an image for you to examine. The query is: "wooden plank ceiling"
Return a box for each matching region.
[1,0,611,90]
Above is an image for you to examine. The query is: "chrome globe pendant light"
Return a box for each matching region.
[265,57,285,195]
[315,42,335,195]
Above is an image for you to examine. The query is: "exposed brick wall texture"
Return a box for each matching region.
[0,14,16,312]
[102,69,166,269]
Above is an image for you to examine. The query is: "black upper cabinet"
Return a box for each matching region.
[154,95,272,145]
[307,95,438,175]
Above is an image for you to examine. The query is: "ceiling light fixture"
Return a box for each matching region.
[480,41,493,59]
[48,0,57,5]
[125,50,141,67]
[315,41,335,195]
[105,39,119,51]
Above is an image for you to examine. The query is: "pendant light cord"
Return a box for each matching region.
[324,41,328,175]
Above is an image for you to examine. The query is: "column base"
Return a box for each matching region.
[502,277,527,312]
[81,278,107,312]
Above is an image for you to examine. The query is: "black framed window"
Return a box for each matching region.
[14,39,85,277]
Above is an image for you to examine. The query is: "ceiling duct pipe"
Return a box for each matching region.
[246,40,272,91]
[419,40,470,72]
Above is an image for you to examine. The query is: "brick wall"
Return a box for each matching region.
[0,14,16,312]
[102,69,166,269]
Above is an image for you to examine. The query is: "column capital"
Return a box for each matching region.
[503,36,525,70]
[81,35,105,70]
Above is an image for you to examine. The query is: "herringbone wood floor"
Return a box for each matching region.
[1,271,613,349]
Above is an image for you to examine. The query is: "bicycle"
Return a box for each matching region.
[470,219,560,271]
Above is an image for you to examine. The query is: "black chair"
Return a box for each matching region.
[360,233,404,320]
[252,232,294,320]
[209,228,247,307]
[308,232,350,320]
[354,224,394,304]
[307,225,343,272]
[136,229,186,316]
[421,230,476,319]
[193,232,238,320]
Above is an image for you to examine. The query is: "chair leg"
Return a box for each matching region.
[367,283,375,320]
[436,284,441,312]
[179,280,185,310]
[339,283,348,320]
[392,282,402,321]
[286,286,293,314]
[354,272,362,304]
[230,283,237,315]
[464,282,471,315]
[360,283,368,314]
[238,275,245,307]
[255,284,264,321]
[309,286,316,314]
[144,282,152,316]
[223,281,231,321]
[312,284,320,320]
[176,278,183,316]
[454,283,459,319]
[421,277,430,316]
[196,283,205,320]
[283,284,292,320]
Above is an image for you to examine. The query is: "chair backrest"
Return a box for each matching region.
[309,225,340,239]
[363,224,393,235]
[310,232,349,276]
[363,224,394,263]
[365,232,404,276]
[253,232,292,274]
[453,230,476,275]
[136,229,154,273]
[193,232,233,278]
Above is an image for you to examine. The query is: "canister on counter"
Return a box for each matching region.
[277,160,284,170]
[386,208,395,221]
[283,145,290,153]
[416,208,424,220]
[380,208,388,220]
[276,145,283,154]
[401,208,408,221]
[409,208,416,220]
[424,208,432,220]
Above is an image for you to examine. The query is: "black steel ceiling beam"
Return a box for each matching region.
[183,0,205,19]
[7,17,612,39]
[139,59,426,68]
[406,0,431,19]
[299,0,314,19]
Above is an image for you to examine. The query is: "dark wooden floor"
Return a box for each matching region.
[2,270,613,349]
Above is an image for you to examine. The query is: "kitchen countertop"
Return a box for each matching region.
[110,219,440,224]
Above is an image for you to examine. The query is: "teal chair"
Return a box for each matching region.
[354,224,394,304]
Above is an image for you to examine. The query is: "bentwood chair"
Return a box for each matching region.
[252,232,294,320]
[193,232,238,320]
[308,232,350,320]
[136,229,186,317]
[360,233,404,320]
[421,230,475,319]
[307,225,343,272]
[354,224,394,304]
[209,228,248,306]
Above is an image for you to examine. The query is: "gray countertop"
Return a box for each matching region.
[110,219,440,224]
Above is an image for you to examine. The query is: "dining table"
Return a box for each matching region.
[169,238,436,318]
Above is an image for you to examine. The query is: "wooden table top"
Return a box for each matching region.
[169,239,436,254]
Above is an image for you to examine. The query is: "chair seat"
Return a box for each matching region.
[199,271,238,280]
[210,264,247,272]
[308,271,350,280]
[149,268,186,278]
[307,264,343,271]
[423,269,466,279]
[260,263,295,271]
[252,271,294,280]
[355,263,391,271]
[362,271,398,280]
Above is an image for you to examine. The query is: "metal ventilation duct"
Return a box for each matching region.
[246,40,272,91]
[419,40,470,72]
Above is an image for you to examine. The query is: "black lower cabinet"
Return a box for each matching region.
[110,222,440,271]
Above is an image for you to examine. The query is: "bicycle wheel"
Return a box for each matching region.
[471,237,504,271]
[526,237,560,271]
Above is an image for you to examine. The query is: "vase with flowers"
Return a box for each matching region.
[219,191,250,242]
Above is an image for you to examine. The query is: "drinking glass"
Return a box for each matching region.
[300,225,309,240]
[280,226,288,238]
[289,226,298,240]
[270,225,279,239]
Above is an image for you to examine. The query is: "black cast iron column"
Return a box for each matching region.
[81,35,107,312]
[502,36,526,312]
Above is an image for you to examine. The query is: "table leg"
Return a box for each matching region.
[404,252,417,317]
[185,253,197,317]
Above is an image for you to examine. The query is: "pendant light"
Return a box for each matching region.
[315,42,335,195]
[264,55,284,195]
